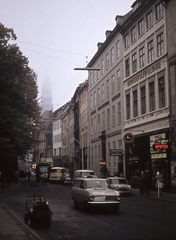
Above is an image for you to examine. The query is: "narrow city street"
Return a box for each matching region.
[0,177,176,240]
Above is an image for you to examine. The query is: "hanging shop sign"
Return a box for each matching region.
[123,132,134,144]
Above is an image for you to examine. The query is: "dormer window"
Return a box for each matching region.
[131,1,143,12]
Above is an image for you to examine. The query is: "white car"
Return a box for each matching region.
[106,177,131,196]
[71,178,120,213]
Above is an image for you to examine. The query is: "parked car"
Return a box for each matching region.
[106,177,131,196]
[73,170,95,184]
[71,178,120,213]
[61,173,73,185]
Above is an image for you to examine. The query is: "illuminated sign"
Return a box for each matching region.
[153,144,168,149]
[151,153,167,159]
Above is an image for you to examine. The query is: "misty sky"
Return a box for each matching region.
[0,0,133,110]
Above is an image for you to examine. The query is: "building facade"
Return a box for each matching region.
[87,27,125,176]
[122,0,170,190]
[164,0,176,192]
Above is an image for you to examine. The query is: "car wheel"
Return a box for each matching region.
[113,205,119,213]
[84,200,89,212]
[74,199,79,208]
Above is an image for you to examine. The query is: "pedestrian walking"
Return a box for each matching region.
[42,171,48,185]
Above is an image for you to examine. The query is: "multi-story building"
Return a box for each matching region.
[38,110,54,165]
[164,0,176,192]
[87,0,172,190]
[79,80,89,170]
[87,25,125,176]
[122,0,170,190]
[52,102,70,167]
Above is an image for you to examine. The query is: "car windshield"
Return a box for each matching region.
[118,179,128,184]
[83,172,95,176]
[86,180,107,189]
[111,179,119,184]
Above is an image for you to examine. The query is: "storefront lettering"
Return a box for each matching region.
[127,61,161,87]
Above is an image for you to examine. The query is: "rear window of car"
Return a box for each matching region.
[83,172,95,176]
[74,180,81,188]
[51,169,61,173]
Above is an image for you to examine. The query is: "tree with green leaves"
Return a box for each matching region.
[0,23,41,177]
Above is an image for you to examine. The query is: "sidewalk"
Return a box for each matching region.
[0,201,43,240]
[132,188,176,204]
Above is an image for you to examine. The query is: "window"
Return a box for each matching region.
[102,84,105,101]
[158,76,165,108]
[98,114,101,133]
[97,88,100,104]
[116,41,120,59]
[112,105,115,127]
[125,33,129,48]
[113,141,116,161]
[111,47,115,64]
[156,3,163,20]
[157,33,164,57]
[132,53,137,73]
[106,53,109,70]
[102,111,105,130]
[126,94,130,120]
[133,90,138,117]
[111,75,115,95]
[139,47,145,68]
[94,91,97,107]
[125,58,130,78]
[94,116,97,134]
[91,119,93,135]
[141,86,146,114]
[118,102,121,124]
[94,71,97,83]
[138,19,144,35]
[149,81,155,112]
[97,64,100,79]
[148,40,154,63]
[107,108,110,128]
[106,79,110,99]
[147,11,153,28]
[131,26,136,42]
[90,94,93,109]
[101,59,105,75]
[90,72,93,87]
[117,69,121,90]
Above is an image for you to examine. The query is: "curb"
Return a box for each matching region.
[132,191,176,205]
[0,201,43,240]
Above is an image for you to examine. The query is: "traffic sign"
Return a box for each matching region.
[99,159,106,167]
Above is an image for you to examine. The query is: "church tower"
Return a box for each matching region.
[41,76,53,114]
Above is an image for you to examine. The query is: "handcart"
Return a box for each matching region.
[24,184,53,227]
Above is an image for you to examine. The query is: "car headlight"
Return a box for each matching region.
[116,196,121,201]
[89,195,94,201]
[128,185,131,190]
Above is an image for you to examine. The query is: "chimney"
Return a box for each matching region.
[115,15,123,25]
[105,30,112,39]
[97,42,103,50]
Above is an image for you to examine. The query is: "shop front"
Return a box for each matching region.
[126,130,171,191]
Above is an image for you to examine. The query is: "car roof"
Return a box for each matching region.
[75,178,104,181]
[106,177,126,180]
[75,170,95,172]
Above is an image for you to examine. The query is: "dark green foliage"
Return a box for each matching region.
[0,23,41,167]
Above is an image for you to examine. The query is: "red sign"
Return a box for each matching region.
[99,160,106,167]
[153,144,168,149]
